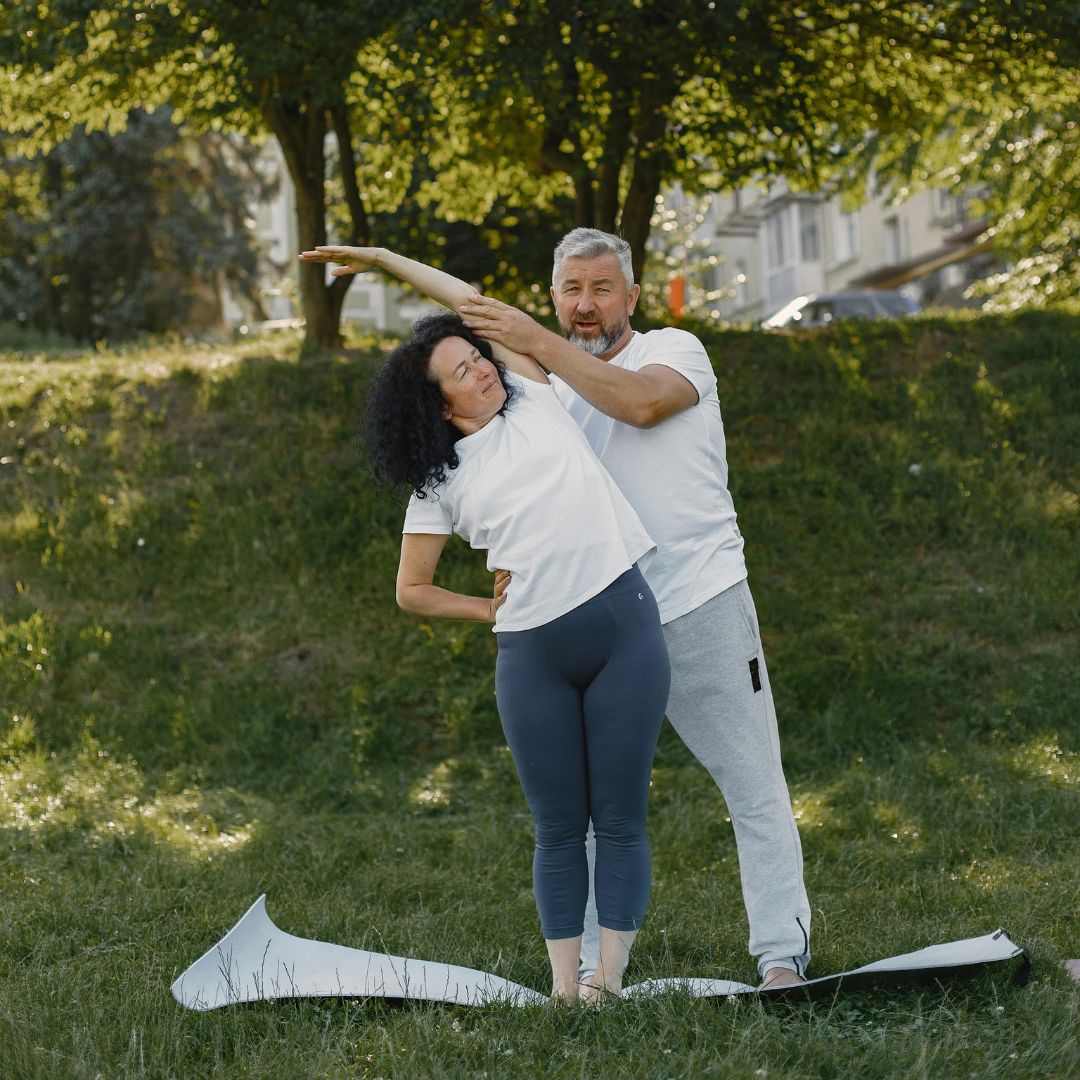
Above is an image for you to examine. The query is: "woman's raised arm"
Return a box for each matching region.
[299,246,547,383]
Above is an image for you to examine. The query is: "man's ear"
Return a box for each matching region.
[627,283,641,315]
[549,284,558,306]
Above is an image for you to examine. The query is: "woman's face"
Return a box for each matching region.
[428,335,507,431]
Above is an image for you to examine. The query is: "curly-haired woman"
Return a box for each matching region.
[300,245,670,1002]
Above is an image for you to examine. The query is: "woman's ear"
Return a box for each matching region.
[441,401,453,421]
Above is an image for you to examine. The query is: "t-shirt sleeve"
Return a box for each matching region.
[514,372,557,398]
[636,328,717,402]
[402,489,453,534]
[513,369,570,417]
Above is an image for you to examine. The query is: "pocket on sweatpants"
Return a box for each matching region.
[731,580,761,656]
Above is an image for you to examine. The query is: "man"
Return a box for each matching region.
[460,228,810,990]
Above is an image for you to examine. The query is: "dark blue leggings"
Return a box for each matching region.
[494,566,670,939]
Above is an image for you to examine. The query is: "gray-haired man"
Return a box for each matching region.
[461,228,810,990]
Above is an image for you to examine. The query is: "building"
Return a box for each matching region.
[659,178,997,325]
[673,180,996,323]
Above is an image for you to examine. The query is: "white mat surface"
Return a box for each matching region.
[171,894,1026,1011]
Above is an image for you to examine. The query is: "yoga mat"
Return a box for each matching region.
[625,929,1028,1000]
[171,894,1027,1011]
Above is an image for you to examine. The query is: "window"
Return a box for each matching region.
[832,204,859,263]
[764,208,796,313]
[799,203,821,262]
[934,188,956,221]
[885,216,903,264]
[765,211,788,268]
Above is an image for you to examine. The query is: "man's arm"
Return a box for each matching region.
[459,296,698,427]
[299,246,547,384]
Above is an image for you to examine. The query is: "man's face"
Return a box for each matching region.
[550,254,640,359]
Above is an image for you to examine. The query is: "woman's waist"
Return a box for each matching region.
[595,564,650,598]
[494,560,653,635]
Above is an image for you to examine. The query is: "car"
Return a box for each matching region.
[761,290,920,329]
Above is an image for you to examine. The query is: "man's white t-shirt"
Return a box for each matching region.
[403,374,654,633]
[550,327,746,624]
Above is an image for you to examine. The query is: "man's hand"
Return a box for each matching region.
[299,245,380,277]
[490,569,511,622]
[460,295,546,356]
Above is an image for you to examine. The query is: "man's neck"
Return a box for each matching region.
[598,326,635,362]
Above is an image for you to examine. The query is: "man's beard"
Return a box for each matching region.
[563,316,629,357]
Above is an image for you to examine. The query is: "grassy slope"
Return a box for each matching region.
[1,313,1078,1079]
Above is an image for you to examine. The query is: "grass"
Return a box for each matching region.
[1,311,1078,1078]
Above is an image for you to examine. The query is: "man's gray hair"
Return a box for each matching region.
[552,228,635,288]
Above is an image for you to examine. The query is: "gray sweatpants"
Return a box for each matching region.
[580,578,811,978]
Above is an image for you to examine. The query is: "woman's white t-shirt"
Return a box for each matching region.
[403,374,654,632]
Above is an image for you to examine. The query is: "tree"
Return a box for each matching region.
[417,1,1080,291]
[3,1,1075,352]
[345,161,577,319]
[0,109,268,341]
[840,3,1080,310]
[0,0,400,351]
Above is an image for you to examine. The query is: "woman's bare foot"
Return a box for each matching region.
[578,975,620,1005]
[546,935,583,1002]
[577,927,636,1003]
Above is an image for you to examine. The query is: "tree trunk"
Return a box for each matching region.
[40,155,66,336]
[620,151,664,286]
[327,102,372,338]
[573,169,595,230]
[595,105,631,234]
[542,127,594,227]
[619,101,669,284]
[265,101,342,354]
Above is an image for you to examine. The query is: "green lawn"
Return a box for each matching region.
[1,312,1078,1078]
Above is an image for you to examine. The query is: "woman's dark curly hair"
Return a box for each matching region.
[364,312,518,497]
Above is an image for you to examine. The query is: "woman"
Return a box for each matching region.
[300,245,670,1001]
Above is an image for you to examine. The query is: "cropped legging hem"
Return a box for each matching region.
[542,915,643,941]
[597,914,646,934]
[542,923,585,940]
[495,566,670,940]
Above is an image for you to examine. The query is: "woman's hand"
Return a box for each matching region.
[299,246,381,277]
[490,569,511,622]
